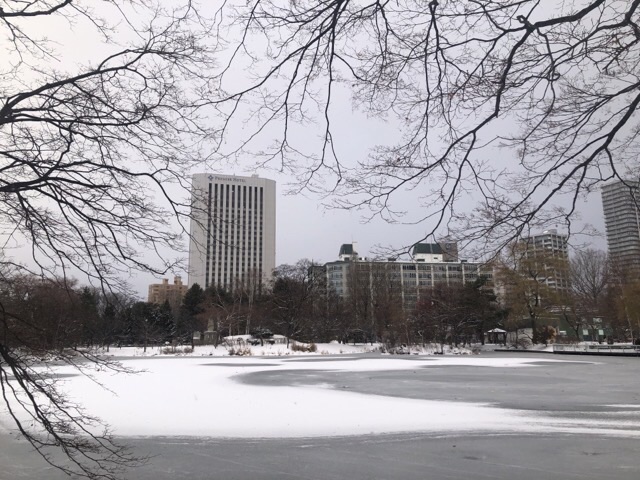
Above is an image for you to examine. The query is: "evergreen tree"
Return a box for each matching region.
[178,283,206,347]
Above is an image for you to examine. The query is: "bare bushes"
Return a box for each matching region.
[161,346,193,355]
[227,346,252,356]
[291,342,317,353]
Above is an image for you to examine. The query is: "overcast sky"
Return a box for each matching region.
[128,167,607,299]
[1,0,612,299]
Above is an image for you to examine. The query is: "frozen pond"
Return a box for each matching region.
[2,352,639,479]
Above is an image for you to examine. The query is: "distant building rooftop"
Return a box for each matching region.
[412,243,444,255]
[339,243,356,256]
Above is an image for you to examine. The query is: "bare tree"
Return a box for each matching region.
[345,261,405,345]
[557,249,610,339]
[413,279,501,350]
[310,288,349,343]
[614,279,640,343]
[1,1,216,478]
[1,1,214,286]
[202,285,252,342]
[496,242,563,345]
[269,259,317,345]
[414,284,473,353]
[0,272,143,479]
[570,249,610,309]
[210,0,640,252]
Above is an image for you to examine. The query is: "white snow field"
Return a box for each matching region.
[5,353,637,440]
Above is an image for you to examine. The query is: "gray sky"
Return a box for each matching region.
[1,0,612,299]
[130,169,607,299]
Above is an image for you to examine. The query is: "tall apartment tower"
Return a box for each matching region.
[521,229,569,291]
[601,180,640,278]
[188,174,276,292]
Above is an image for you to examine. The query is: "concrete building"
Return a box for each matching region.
[148,276,189,310]
[601,180,640,279]
[316,242,492,308]
[523,229,568,257]
[188,174,276,292]
[521,229,570,291]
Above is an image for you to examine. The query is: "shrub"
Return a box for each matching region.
[161,346,193,355]
[291,342,317,352]
[228,346,252,356]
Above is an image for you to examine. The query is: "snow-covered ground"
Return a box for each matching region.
[100,341,383,357]
[4,353,639,440]
[97,341,473,357]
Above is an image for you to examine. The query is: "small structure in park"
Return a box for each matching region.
[221,330,288,347]
[203,318,218,345]
[485,328,507,345]
[246,329,287,346]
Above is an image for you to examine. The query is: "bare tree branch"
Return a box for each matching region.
[210,0,640,255]
[1,1,217,478]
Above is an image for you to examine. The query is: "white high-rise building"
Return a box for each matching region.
[188,174,276,291]
[601,180,640,278]
[521,229,569,291]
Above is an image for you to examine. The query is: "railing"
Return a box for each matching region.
[553,344,640,355]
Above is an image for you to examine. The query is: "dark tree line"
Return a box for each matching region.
[186,251,640,348]
[2,253,634,357]
[179,260,505,350]
[413,277,505,352]
[0,274,187,352]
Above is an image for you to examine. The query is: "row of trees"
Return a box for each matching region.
[0,275,190,352]
[196,248,636,349]
[260,250,639,348]
[561,250,640,344]
[497,246,639,345]
[174,260,505,350]
[3,247,634,356]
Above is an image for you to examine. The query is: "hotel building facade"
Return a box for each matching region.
[188,174,276,292]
